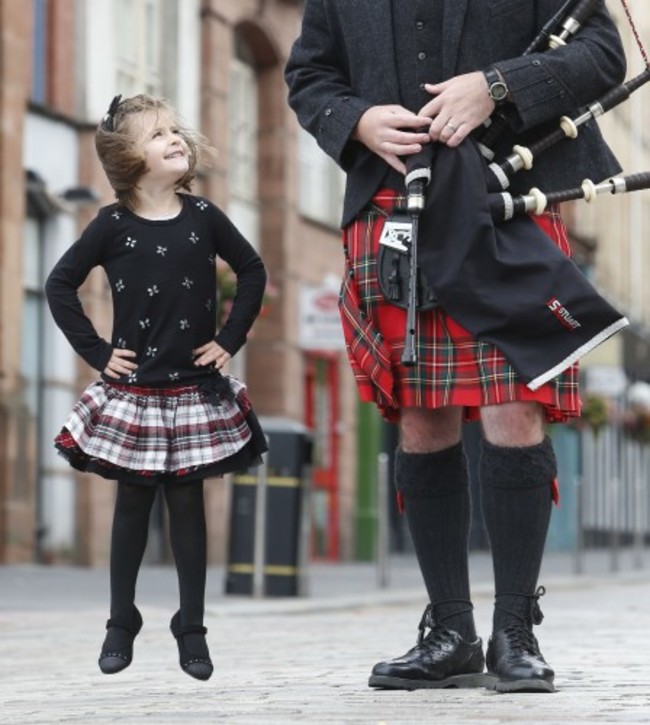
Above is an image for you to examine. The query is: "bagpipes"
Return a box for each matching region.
[490,171,650,221]
[378,0,649,386]
[478,0,604,156]
[377,144,438,366]
[484,67,650,193]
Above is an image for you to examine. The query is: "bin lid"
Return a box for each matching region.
[258,416,311,436]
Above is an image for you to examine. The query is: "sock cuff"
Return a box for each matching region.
[480,436,557,490]
[395,444,468,498]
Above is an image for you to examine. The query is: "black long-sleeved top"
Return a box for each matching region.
[46,194,267,387]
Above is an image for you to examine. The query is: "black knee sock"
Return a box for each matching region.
[480,437,556,632]
[164,480,207,628]
[109,481,157,620]
[395,445,476,641]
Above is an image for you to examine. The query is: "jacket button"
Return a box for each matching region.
[324,108,332,116]
[418,51,426,60]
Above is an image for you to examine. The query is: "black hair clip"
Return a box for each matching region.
[101,94,123,131]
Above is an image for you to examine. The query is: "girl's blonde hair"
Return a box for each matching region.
[95,94,211,210]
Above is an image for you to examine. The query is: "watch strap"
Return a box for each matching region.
[483,68,509,104]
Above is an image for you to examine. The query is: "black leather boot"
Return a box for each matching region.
[369,604,490,690]
[486,587,555,692]
[98,605,143,674]
[170,610,213,681]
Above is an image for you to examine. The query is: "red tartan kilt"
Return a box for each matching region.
[339,188,580,423]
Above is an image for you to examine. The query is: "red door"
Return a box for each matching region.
[304,353,339,560]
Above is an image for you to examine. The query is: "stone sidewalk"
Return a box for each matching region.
[1,552,650,723]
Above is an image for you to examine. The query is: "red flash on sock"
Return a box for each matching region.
[551,478,560,507]
[397,491,405,514]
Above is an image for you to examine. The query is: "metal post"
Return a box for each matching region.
[610,475,620,573]
[633,442,644,570]
[574,473,584,575]
[376,452,390,589]
[252,447,269,599]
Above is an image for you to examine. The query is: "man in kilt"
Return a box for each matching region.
[286,0,626,693]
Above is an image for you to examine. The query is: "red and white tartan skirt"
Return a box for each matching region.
[54,375,267,485]
[339,188,581,423]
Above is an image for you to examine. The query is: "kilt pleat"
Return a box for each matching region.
[340,188,580,423]
[55,376,266,483]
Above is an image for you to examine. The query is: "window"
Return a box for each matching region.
[226,40,260,380]
[115,0,163,96]
[228,43,260,249]
[298,129,345,228]
[21,218,45,417]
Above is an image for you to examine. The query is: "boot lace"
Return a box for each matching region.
[416,600,474,645]
[500,623,542,656]
[495,585,546,628]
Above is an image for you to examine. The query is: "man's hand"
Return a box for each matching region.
[104,348,138,379]
[193,341,232,371]
[419,71,495,147]
[353,105,431,174]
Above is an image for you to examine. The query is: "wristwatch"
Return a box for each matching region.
[483,68,509,105]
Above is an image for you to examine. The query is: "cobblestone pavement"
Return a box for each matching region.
[1,555,650,724]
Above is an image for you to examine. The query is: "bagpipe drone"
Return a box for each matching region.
[380,0,649,390]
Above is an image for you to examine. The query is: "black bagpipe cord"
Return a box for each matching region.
[414,138,627,390]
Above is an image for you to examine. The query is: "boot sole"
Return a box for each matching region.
[489,677,555,693]
[369,672,495,690]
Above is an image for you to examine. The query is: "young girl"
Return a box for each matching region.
[45,94,268,681]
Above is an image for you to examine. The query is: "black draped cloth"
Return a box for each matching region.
[416,141,628,390]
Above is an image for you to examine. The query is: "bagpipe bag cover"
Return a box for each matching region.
[416,140,628,390]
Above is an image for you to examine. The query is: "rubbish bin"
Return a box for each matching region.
[225,417,312,596]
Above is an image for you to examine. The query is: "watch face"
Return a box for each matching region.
[490,81,508,102]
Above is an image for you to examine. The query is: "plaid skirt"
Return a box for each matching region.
[54,374,267,485]
[340,188,580,423]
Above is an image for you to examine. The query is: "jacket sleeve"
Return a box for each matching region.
[44,212,114,372]
[284,0,372,170]
[493,0,627,131]
[210,205,267,357]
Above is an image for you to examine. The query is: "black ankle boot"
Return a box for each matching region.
[170,610,213,681]
[98,605,143,674]
[369,604,489,690]
[486,587,555,692]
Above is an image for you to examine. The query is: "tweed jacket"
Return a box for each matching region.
[285,0,626,227]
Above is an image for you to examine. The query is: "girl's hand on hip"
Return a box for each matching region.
[104,349,138,378]
[193,341,231,370]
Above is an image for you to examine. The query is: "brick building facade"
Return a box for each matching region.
[1,1,649,566]
[0,0,359,565]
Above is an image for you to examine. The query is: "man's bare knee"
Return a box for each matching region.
[399,407,463,453]
[480,402,545,447]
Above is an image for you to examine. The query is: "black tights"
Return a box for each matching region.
[109,479,207,626]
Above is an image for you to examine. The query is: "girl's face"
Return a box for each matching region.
[130,109,190,183]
